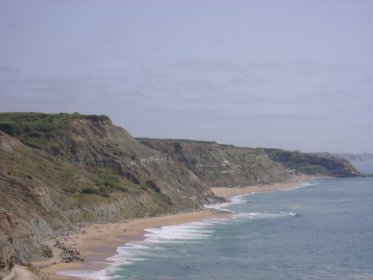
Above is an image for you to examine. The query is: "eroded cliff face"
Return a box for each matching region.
[264,149,360,177]
[137,139,291,187]
[137,139,361,187]
[0,113,217,268]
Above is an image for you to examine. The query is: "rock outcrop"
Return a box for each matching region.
[54,241,82,263]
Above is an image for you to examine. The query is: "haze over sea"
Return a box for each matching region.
[62,161,373,280]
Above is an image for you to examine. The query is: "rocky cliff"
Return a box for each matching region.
[137,138,360,187]
[0,113,217,271]
[137,138,291,187]
[316,152,373,162]
[264,149,360,176]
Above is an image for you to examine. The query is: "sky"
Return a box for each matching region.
[0,0,372,153]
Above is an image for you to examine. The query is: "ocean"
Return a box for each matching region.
[62,161,373,280]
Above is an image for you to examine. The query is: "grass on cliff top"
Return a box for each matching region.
[0,112,110,134]
[0,112,110,148]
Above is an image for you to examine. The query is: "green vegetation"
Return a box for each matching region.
[69,171,140,197]
[95,172,128,193]
[0,113,72,136]
[81,186,101,195]
[96,172,120,188]
[0,112,110,130]
[61,173,129,197]
[0,113,110,148]
[61,167,76,178]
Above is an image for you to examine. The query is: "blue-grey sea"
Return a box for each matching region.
[61,161,373,280]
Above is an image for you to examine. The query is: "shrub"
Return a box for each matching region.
[81,187,100,195]
[173,142,182,153]
[146,180,161,193]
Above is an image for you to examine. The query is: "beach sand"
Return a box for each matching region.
[35,175,322,280]
[211,175,322,198]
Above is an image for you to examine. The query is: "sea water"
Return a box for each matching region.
[60,161,373,280]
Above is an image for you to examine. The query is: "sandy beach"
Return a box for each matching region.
[211,175,322,198]
[34,175,321,280]
[37,209,230,280]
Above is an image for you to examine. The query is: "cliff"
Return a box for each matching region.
[137,138,291,187]
[316,152,373,162]
[264,149,360,176]
[0,113,217,271]
[137,139,360,187]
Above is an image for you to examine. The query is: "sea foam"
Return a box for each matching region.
[205,193,248,212]
[282,180,318,191]
[232,211,297,220]
[80,219,227,279]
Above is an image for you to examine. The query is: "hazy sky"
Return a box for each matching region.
[1,0,372,153]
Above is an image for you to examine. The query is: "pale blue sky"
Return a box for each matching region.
[0,0,372,153]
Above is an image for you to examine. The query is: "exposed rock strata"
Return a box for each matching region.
[137,138,360,187]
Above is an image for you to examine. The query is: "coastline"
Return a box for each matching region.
[211,175,324,198]
[35,175,323,280]
[37,209,230,280]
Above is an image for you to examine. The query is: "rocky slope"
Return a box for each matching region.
[137,139,291,187]
[264,149,360,176]
[137,138,360,187]
[0,113,217,274]
[316,152,373,162]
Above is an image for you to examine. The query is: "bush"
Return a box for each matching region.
[99,186,112,197]
[96,173,120,187]
[0,123,14,135]
[81,187,100,195]
[173,142,183,153]
[146,180,161,193]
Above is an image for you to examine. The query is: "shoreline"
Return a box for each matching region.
[37,209,231,280]
[211,175,324,198]
[35,175,323,280]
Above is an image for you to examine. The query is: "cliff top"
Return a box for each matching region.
[0,112,110,135]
